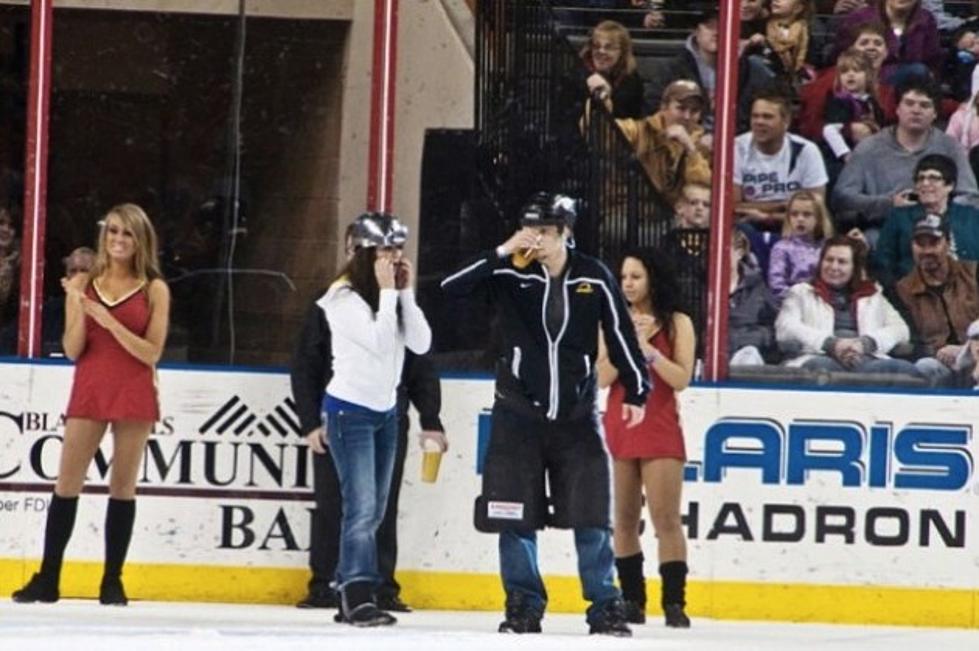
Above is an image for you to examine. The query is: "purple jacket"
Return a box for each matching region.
[836,4,941,78]
[768,235,823,305]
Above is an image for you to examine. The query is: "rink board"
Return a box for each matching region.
[0,361,977,626]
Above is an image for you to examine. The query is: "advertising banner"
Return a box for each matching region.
[1,362,976,625]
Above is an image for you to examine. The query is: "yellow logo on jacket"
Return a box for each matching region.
[576,283,594,294]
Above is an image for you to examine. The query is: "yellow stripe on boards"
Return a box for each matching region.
[0,559,975,628]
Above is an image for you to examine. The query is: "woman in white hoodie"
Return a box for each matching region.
[318,212,431,627]
[775,234,916,375]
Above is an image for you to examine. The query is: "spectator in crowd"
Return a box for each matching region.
[615,80,712,207]
[674,182,711,229]
[646,6,717,119]
[763,0,814,85]
[768,190,835,305]
[874,154,979,287]
[733,90,828,229]
[948,26,979,101]
[894,213,979,385]
[576,20,645,120]
[775,235,917,374]
[835,0,942,85]
[663,185,711,354]
[597,248,694,629]
[952,318,979,388]
[730,226,779,365]
[921,0,970,32]
[0,206,20,349]
[821,48,886,168]
[798,21,897,147]
[39,247,97,357]
[647,7,769,131]
[832,78,978,235]
[946,67,979,166]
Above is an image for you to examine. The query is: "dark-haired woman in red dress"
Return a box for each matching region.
[13,203,170,606]
[598,248,695,629]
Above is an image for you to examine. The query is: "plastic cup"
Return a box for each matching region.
[421,450,443,483]
[512,248,537,269]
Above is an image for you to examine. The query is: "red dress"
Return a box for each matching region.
[603,329,685,460]
[65,281,159,421]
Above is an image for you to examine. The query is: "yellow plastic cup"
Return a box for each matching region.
[421,450,443,483]
[512,248,537,269]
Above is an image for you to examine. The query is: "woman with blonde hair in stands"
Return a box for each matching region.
[768,190,835,306]
[13,204,170,606]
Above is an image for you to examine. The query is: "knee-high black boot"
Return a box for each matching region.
[614,553,646,624]
[12,494,79,603]
[659,561,690,628]
[100,498,136,605]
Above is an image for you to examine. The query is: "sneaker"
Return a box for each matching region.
[663,603,690,628]
[11,573,59,604]
[296,587,339,609]
[588,598,632,637]
[376,594,412,613]
[346,602,397,627]
[623,599,646,624]
[99,577,128,606]
[498,596,543,634]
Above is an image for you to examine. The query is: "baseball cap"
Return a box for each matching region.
[661,79,706,108]
[520,192,578,229]
[911,213,949,240]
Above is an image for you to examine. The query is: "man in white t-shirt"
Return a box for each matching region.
[733,91,828,229]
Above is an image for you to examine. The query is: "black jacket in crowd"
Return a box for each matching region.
[441,248,650,421]
[289,298,444,437]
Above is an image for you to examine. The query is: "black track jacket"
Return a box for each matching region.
[441,248,650,421]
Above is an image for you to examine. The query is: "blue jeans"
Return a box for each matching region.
[326,407,398,590]
[499,527,619,620]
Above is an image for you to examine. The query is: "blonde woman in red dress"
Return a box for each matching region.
[13,203,170,606]
[598,248,695,628]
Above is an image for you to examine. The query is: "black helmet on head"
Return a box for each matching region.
[349,212,409,249]
[520,192,578,229]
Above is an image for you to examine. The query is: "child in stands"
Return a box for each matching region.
[765,0,813,84]
[822,48,885,163]
[768,190,835,306]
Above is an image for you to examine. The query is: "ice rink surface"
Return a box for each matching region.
[2,601,978,651]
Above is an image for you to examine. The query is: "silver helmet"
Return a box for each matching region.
[349,212,409,249]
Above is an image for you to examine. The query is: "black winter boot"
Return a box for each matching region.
[12,494,79,603]
[100,499,135,605]
[340,581,396,627]
[660,561,690,628]
[498,593,543,634]
[587,597,632,637]
[615,553,646,624]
